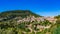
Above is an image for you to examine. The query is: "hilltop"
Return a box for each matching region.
[0,10,42,22]
[0,10,41,17]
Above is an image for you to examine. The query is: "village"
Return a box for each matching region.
[16,16,57,33]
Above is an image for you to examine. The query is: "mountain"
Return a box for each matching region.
[0,10,59,34]
[0,10,42,21]
[0,10,41,17]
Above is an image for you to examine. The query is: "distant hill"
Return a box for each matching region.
[54,15,60,19]
[0,10,42,21]
[0,10,41,17]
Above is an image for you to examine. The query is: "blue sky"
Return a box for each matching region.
[0,0,60,16]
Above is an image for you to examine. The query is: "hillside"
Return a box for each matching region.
[54,15,60,19]
[0,10,60,34]
[0,10,41,17]
[0,10,42,22]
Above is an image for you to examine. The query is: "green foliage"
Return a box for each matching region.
[36,32,41,34]
[0,10,60,34]
[54,15,60,19]
[0,10,41,18]
[56,19,60,24]
[18,23,26,29]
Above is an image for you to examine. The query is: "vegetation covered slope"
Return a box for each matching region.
[54,15,60,19]
[0,10,42,22]
[0,10,41,17]
[0,10,60,34]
